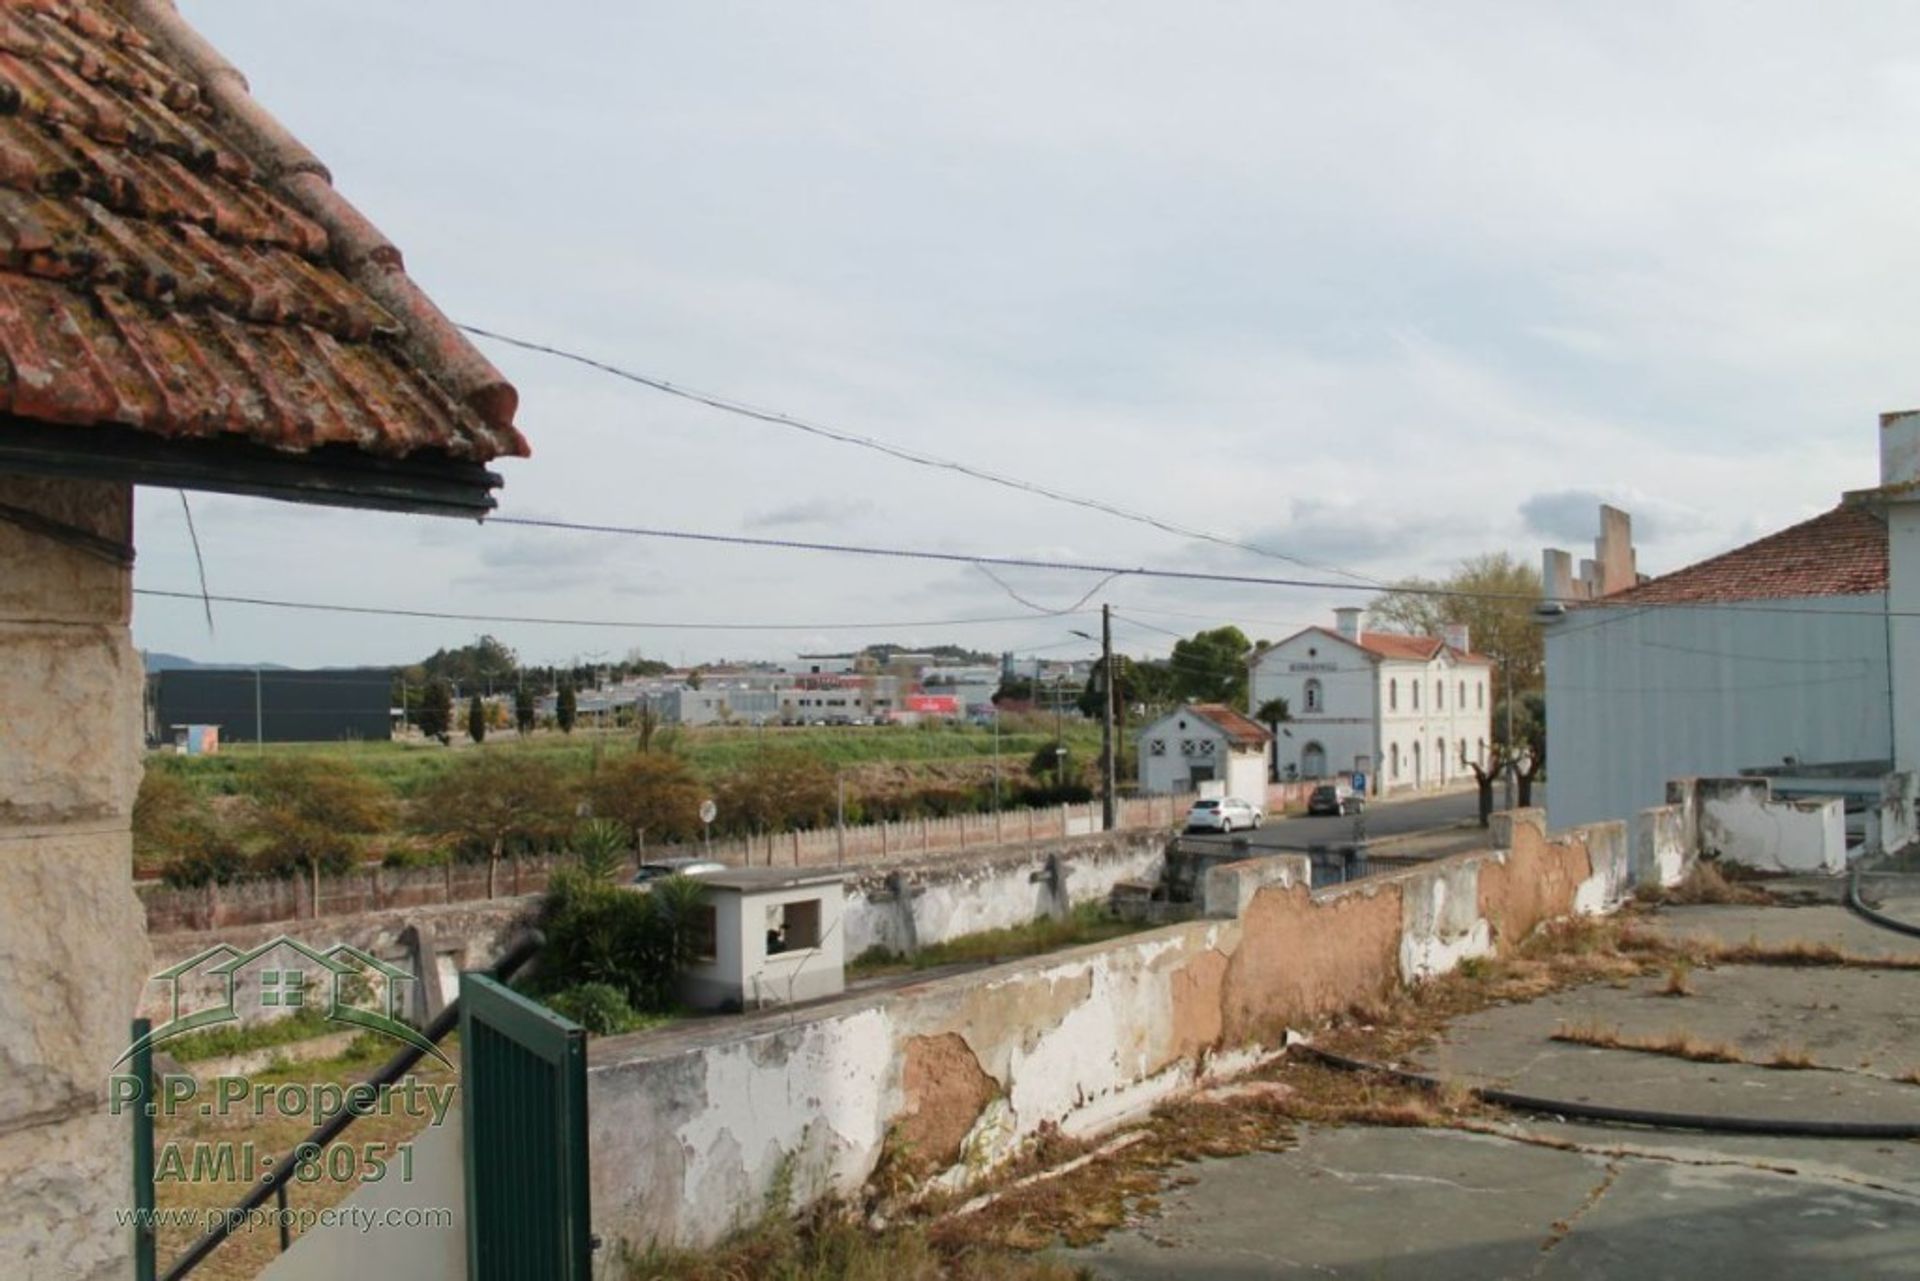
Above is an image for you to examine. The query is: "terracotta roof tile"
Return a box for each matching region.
[1598,505,1886,605]
[1188,703,1273,748]
[0,0,522,462]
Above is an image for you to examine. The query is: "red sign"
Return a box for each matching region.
[904,694,961,715]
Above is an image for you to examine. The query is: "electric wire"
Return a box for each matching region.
[459,323,1387,586]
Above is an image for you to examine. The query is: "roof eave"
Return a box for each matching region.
[0,418,499,518]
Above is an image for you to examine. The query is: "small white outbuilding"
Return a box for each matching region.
[677,868,847,1011]
[1136,703,1272,801]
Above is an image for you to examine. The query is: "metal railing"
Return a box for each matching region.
[132,933,543,1280]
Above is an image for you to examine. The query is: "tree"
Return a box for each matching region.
[413,751,574,895]
[1168,626,1253,705]
[416,678,454,743]
[467,694,487,744]
[1254,696,1292,783]
[556,681,578,734]
[588,752,702,851]
[1078,655,1179,720]
[635,699,661,752]
[514,687,536,736]
[715,750,834,834]
[1368,552,1544,703]
[419,634,519,693]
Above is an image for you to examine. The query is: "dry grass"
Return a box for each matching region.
[1699,938,1920,971]
[1552,1020,1743,1065]
[1659,958,1694,997]
[1639,860,1772,907]
[1767,1043,1815,1070]
[1898,1066,1920,1086]
[1550,1021,1833,1073]
[621,1212,1089,1281]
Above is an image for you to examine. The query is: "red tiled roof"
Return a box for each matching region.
[0,0,523,462]
[1599,505,1886,605]
[1188,702,1272,748]
[1357,631,1442,662]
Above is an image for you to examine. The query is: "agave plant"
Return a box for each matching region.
[569,817,629,884]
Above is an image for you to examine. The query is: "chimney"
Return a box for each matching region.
[1881,410,1920,490]
[1441,623,1470,653]
[1333,607,1363,643]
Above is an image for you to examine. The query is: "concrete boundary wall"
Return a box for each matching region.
[1672,777,1848,875]
[840,829,1167,958]
[584,808,1681,1252]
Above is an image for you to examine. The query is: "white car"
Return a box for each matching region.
[628,857,726,887]
[1185,796,1263,834]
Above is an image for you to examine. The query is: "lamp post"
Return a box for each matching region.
[1071,606,1118,831]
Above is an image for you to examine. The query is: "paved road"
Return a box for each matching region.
[1178,786,1488,853]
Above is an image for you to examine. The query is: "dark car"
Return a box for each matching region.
[1306,783,1362,816]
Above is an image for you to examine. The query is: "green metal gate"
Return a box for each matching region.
[460,972,592,1280]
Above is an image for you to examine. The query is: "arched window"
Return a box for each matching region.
[1389,678,1398,711]
[1477,682,1485,711]
[1458,738,1468,765]
[1435,680,1443,709]
[1304,679,1322,713]
[1436,738,1446,782]
[1411,740,1423,781]
[1390,743,1401,778]
[1412,681,1420,710]
[1458,680,1466,707]
[1302,741,1327,778]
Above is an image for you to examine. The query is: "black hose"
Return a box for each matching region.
[1298,1044,1920,1140]
[1846,855,1920,941]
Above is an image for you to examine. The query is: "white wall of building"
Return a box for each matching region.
[1249,631,1491,794]
[1136,708,1266,798]
[1543,594,1892,830]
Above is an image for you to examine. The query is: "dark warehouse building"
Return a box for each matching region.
[148,668,394,745]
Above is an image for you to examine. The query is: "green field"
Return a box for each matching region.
[147,720,1106,798]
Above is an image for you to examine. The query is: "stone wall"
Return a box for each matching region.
[583,808,1674,1252]
[0,475,152,1281]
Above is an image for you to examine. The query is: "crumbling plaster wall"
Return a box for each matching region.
[586,806,1682,1253]
[839,829,1166,959]
[0,475,152,1281]
[1689,777,1847,874]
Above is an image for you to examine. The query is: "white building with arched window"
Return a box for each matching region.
[1248,607,1493,795]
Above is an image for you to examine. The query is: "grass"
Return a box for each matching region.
[149,723,1107,800]
[162,1007,338,1063]
[1659,958,1694,997]
[1551,1020,1744,1065]
[1635,859,1773,907]
[847,902,1152,978]
[151,1035,457,1281]
[622,1212,1089,1281]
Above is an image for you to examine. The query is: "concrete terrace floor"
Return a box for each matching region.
[1067,892,1920,1280]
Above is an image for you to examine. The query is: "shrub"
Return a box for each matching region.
[133,769,207,860]
[411,750,574,864]
[539,869,709,1013]
[544,982,637,1035]
[250,811,359,879]
[248,755,390,834]
[588,753,702,846]
[159,820,248,888]
[715,750,834,833]
[570,818,628,884]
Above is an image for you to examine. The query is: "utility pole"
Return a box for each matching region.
[1100,603,1116,830]
[253,666,263,749]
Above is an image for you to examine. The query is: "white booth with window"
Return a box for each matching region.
[677,868,847,1011]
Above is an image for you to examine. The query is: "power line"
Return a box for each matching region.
[132,588,1095,633]
[485,515,1920,619]
[459,323,1385,586]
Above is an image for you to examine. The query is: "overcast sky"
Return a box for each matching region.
[133,3,1918,669]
